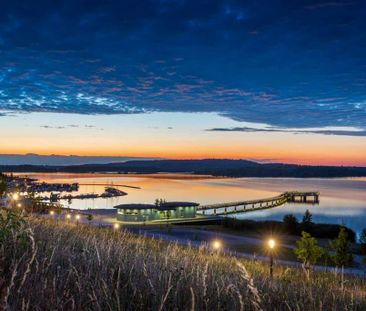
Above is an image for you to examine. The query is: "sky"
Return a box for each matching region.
[0,0,366,166]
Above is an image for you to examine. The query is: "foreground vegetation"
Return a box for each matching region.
[1,210,365,310]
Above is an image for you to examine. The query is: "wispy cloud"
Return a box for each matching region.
[206,126,366,137]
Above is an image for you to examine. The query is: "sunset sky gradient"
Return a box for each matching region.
[0,0,365,166]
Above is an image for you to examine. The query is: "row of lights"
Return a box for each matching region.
[49,210,120,230]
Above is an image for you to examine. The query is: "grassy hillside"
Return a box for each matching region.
[1,212,365,310]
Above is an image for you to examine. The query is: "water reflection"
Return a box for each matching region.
[16,173,366,235]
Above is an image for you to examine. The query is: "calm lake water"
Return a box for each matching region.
[16,173,366,235]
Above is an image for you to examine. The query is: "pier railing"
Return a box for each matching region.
[197,191,319,216]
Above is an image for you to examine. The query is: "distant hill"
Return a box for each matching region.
[1,159,366,178]
[0,154,161,165]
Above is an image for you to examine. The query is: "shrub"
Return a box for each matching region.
[330,227,354,267]
[294,231,324,279]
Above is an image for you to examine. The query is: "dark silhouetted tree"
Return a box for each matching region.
[359,228,366,255]
[283,214,298,235]
[0,179,7,198]
[300,209,313,232]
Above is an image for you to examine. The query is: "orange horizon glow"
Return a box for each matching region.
[0,150,365,167]
[1,112,365,167]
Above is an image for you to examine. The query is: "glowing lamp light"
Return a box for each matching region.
[113,223,120,230]
[50,210,55,216]
[66,214,71,220]
[268,239,276,250]
[212,240,222,250]
[12,193,19,201]
[17,203,22,208]
[75,214,81,220]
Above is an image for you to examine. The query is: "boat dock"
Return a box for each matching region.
[197,191,319,216]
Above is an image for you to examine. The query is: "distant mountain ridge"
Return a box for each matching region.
[0,154,161,165]
[1,159,366,178]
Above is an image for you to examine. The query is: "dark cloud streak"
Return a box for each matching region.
[207,126,366,137]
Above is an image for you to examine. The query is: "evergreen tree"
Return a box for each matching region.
[359,228,366,255]
[300,209,313,232]
[283,214,298,234]
[87,214,93,224]
[302,209,312,224]
[294,231,324,279]
[330,227,353,267]
[0,179,7,198]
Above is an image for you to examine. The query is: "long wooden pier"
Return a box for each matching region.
[197,191,319,216]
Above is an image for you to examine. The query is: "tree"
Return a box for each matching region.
[294,231,324,279]
[0,180,7,198]
[300,209,313,232]
[330,227,353,268]
[302,209,312,224]
[283,214,298,234]
[359,228,366,255]
[87,214,93,224]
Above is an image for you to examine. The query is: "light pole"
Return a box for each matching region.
[11,193,19,208]
[12,193,19,201]
[267,238,276,279]
[212,239,222,254]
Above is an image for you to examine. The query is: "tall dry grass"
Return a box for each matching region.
[1,213,365,310]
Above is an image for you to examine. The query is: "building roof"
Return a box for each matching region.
[114,201,199,210]
[160,201,199,208]
[114,203,156,210]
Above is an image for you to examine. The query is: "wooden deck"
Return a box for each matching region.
[197,191,319,216]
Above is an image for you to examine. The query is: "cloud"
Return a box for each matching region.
[206,126,366,137]
[40,124,104,130]
[0,0,365,130]
[305,1,354,10]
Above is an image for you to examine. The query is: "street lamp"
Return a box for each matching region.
[66,214,71,221]
[113,223,120,230]
[267,238,276,279]
[212,240,222,252]
[12,193,19,201]
[75,214,81,225]
[50,210,55,216]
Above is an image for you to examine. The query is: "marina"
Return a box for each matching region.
[13,173,366,235]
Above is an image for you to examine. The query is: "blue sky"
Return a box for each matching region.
[0,1,366,165]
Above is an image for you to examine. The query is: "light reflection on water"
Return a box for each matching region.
[16,173,366,235]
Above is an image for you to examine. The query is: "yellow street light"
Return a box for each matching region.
[268,239,276,249]
[66,214,71,220]
[212,240,222,251]
[17,203,22,208]
[113,223,120,230]
[12,193,19,201]
[267,238,276,279]
[75,214,81,220]
[50,210,55,216]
